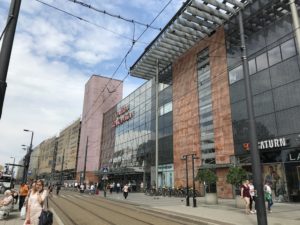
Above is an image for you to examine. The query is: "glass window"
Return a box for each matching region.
[268,46,281,66]
[273,80,300,111]
[250,69,271,95]
[270,56,300,88]
[229,65,243,84]
[248,58,256,75]
[281,39,296,60]
[276,106,300,135]
[253,91,274,116]
[256,53,268,71]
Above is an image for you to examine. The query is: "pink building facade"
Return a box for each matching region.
[76,75,122,183]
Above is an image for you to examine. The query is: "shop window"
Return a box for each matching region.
[281,39,296,60]
[268,46,282,66]
[256,52,268,71]
[229,65,243,84]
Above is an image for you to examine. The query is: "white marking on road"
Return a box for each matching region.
[50,207,64,225]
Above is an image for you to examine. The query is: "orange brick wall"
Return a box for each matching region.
[173,28,234,198]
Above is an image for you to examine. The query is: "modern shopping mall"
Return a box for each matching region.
[88,0,300,202]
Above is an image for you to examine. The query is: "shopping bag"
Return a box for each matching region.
[20,206,26,220]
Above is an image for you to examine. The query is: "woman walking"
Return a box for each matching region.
[24,180,48,225]
[123,184,129,199]
[264,182,273,213]
[241,180,251,215]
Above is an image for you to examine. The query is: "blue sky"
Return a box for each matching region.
[0,0,185,168]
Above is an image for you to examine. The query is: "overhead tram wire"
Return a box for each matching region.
[82,0,174,124]
[65,0,162,31]
[34,0,149,45]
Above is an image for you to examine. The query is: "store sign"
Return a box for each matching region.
[288,152,300,161]
[243,137,288,151]
[112,105,134,127]
[258,137,287,150]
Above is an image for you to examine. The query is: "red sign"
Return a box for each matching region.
[112,105,134,127]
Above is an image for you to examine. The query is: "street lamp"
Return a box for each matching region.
[192,154,199,207]
[23,129,34,183]
[181,155,189,206]
[10,157,15,188]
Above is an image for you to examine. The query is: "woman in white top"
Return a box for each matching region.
[24,180,48,225]
[123,184,129,199]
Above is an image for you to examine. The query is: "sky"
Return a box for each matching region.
[0,0,185,169]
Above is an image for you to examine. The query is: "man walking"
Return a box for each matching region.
[18,183,29,211]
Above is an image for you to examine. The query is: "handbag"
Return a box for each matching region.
[38,197,53,225]
[20,205,26,220]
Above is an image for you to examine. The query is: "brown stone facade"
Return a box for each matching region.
[173,28,234,198]
[76,171,98,184]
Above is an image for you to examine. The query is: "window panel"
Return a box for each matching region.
[281,39,296,60]
[268,46,281,66]
[256,53,268,71]
[229,65,243,84]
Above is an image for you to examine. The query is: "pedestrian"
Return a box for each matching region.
[264,182,273,213]
[249,180,256,214]
[24,179,48,225]
[19,183,29,211]
[240,179,251,214]
[116,182,121,194]
[123,183,129,199]
[56,184,61,195]
[109,183,113,194]
[48,185,53,198]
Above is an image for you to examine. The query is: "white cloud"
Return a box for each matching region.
[0,0,184,168]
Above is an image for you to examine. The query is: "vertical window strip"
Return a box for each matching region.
[197,49,216,164]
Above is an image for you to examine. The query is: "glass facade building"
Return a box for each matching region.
[227,13,300,202]
[101,75,173,189]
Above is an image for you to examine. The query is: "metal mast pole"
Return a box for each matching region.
[238,12,267,225]
[0,0,22,118]
[155,59,159,190]
[289,0,300,54]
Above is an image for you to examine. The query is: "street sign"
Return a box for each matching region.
[102,167,108,173]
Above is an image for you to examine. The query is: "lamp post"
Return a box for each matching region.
[192,154,199,207]
[23,129,34,183]
[181,155,189,206]
[10,157,15,188]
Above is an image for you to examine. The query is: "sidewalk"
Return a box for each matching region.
[2,192,300,225]
[104,192,300,225]
[0,205,23,225]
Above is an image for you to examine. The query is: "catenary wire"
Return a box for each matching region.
[0,15,13,41]
[34,0,149,45]
[82,0,174,124]
[65,0,162,31]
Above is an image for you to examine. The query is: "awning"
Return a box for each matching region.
[130,0,251,80]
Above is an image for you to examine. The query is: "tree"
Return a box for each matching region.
[226,167,247,195]
[196,169,218,193]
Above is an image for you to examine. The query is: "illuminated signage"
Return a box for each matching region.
[288,152,300,161]
[258,138,287,150]
[112,105,134,127]
[243,137,288,151]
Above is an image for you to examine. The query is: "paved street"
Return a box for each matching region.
[1,191,300,225]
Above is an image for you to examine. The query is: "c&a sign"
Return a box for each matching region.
[112,105,134,127]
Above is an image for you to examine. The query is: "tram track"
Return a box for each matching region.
[60,195,157,225]
[63,192,208,225]
[50,196,117,225]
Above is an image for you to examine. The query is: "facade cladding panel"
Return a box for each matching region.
[77,76,122,183]
[173,28,234,198]
[228,13,300,201]
[100,79,173,188]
